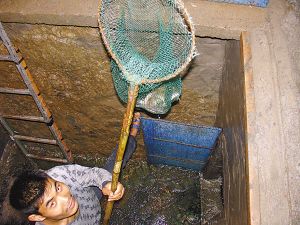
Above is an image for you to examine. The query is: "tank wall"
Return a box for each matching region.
[215,40,248,225]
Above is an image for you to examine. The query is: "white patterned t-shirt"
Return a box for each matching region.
[36,164,112,225]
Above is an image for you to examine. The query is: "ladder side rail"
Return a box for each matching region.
[0,23,14,55]
[48,123,73,162]
[0,23,22,63]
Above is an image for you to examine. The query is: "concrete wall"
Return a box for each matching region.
[245,27,299,225]
[216,40,248,225]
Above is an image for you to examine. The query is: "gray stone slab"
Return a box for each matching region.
[0,0,267,39]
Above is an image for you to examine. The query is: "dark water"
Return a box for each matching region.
[0,142,223,225]
[102,161,201,225]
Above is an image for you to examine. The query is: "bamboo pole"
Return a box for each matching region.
[102,84,139,225]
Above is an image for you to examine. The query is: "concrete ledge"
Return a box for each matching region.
[0,0,99,27]
[0,0,267,39]
[185,0,267,39]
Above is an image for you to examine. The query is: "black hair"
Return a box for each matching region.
[9,170,49,216]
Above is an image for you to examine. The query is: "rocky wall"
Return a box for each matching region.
[0,23,225,161]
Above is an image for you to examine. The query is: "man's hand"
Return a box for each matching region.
[102,182,125,201]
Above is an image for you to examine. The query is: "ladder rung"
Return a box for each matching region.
[13,135,57,145]
[1,115,46,122]
[0,55,16,62]
[0,87,31,95]
[26,154,68,163]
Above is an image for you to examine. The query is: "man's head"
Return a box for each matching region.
[9,170,79,223]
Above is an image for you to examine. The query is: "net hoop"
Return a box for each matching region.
[98,0,196,85]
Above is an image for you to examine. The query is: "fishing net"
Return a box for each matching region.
[99,0,196,114]
[99,1,196,223]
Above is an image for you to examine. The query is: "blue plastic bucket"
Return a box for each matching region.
[141,117,222,171]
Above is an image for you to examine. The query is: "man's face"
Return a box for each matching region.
[37,178,79,221]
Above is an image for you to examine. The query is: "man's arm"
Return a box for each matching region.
[46,164,112,189]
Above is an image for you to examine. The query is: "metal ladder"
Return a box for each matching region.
[0,22,73,164]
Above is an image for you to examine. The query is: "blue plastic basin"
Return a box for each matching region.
[141,117,222,171]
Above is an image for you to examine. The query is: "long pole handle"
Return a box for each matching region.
[102,84,139,225]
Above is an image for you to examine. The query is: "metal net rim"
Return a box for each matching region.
[98,0,196,85]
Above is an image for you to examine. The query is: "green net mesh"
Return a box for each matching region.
[99,0,196,114]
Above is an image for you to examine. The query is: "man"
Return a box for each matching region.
[9,113,141,225]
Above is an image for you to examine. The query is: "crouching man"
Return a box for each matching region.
[10,165,123,225]
[9,113,141,225]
